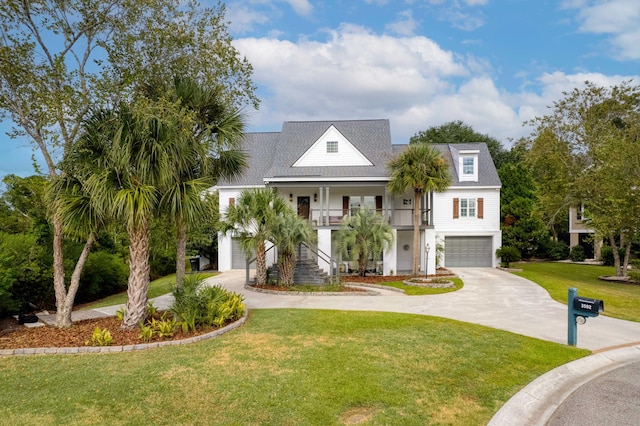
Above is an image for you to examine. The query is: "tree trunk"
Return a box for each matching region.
[52,215,70,327]
[175,219,187,289]
[358,250,368,277]
[255,241,267,286]
[122,221,151,329]
[279,251,295,286]
[412,189,421,276]
[610,234,624,277]
[56,233,96,327]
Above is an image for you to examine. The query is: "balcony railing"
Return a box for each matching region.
[307,208,431,227]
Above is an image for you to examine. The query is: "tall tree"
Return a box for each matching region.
[333,208,394,277]
[410,120,508,168]
[0,0,257,327]
[387,144,450,275]
[222,188,289,286]
[527,81,640,276]
[148,77,247,288]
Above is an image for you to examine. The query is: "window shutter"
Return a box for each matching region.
[453,198,459,219]
[478,198,484,219]
[229,197,235,206]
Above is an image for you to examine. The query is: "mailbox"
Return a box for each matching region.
[573,297,604,318]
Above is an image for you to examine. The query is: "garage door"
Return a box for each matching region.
[445,236,493,267]
[231,239,252,269]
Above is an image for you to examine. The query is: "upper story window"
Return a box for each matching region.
[576,203,588,221]
[463,157,475,175]
[458,150,479,182]
[326,140,338,153]
[460,198,476,218]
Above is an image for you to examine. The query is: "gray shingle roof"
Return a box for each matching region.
[217,120,501,188]
[392,143,502,187]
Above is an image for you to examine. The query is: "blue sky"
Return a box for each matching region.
[2,0,639,178]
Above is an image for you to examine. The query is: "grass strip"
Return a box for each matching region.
[514,262,640,322]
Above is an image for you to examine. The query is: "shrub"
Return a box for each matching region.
[600,246,627,266]
[628,270,640,283]
[569,245,586,262]
[76,251,128,303]
[171,275,245,332]
[495,246,521,268]
[86,327,113,346]
[547,240,570,260]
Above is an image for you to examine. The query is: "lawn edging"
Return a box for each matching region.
[0,310,248,357]
[244,284,381,295]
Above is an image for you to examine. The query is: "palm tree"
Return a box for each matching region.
[271,211,315,286]
[333,208,394,277]
[387,144,450,275]
[222,188,289,285]
[46,173,105,327]
[145,77,247,288]
[80,104,180,328]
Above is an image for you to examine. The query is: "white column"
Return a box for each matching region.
[317,229,332,273]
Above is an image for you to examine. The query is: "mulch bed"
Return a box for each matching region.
[0,315,218,350]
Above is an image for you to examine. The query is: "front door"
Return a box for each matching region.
[297,196,310,220]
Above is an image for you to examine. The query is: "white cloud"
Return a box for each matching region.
[226,5,271,34]
[569,0,640,60]
[386,10,420,36]
[234,26,639,147]
[285,0,313,16]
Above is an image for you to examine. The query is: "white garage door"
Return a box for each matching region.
[445,236,493,267]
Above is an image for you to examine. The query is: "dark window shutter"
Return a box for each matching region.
[229,197,235,206]
[453,198,459,219]
[478,198,484,219]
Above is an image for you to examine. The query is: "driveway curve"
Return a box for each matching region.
[204,267,640,351]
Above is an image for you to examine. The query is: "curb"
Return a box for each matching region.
[488,344,640,425]
[0,310,248,357]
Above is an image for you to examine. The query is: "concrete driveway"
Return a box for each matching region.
[203,267,640,351]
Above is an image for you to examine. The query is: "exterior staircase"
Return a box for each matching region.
[266,244,332,285]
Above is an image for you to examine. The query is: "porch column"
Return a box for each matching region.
[325,186,330,224]
[317,229,332,274]
[319,186,324,225]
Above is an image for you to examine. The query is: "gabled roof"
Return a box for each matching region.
[218,120,501,188]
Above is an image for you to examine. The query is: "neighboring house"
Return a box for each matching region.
[568,204,602,259]
[216,119,502,275]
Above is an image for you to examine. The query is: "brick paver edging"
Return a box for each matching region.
[0,310,248,357]
[244,284,380,296]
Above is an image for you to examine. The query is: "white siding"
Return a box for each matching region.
[433,187,501,268]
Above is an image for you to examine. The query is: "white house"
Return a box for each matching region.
[216,119,501,276]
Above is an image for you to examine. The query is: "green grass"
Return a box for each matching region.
[513,262,640,322]
[371,277,464,295]
[0,309,588,425]
[81,272,218,309]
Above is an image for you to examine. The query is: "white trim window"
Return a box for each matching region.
[326,140,338,153]
[463,157,474,175]
[458,150,479,182]
[460,198,476,218]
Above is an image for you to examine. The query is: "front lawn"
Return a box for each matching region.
[514,262,640,322]
[0,309,588,425]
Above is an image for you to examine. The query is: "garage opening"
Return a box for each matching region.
[445,236,492,267]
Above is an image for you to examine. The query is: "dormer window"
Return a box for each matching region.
[463,157,474,175]
[326,140,338,153]
[458,150,479,182]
